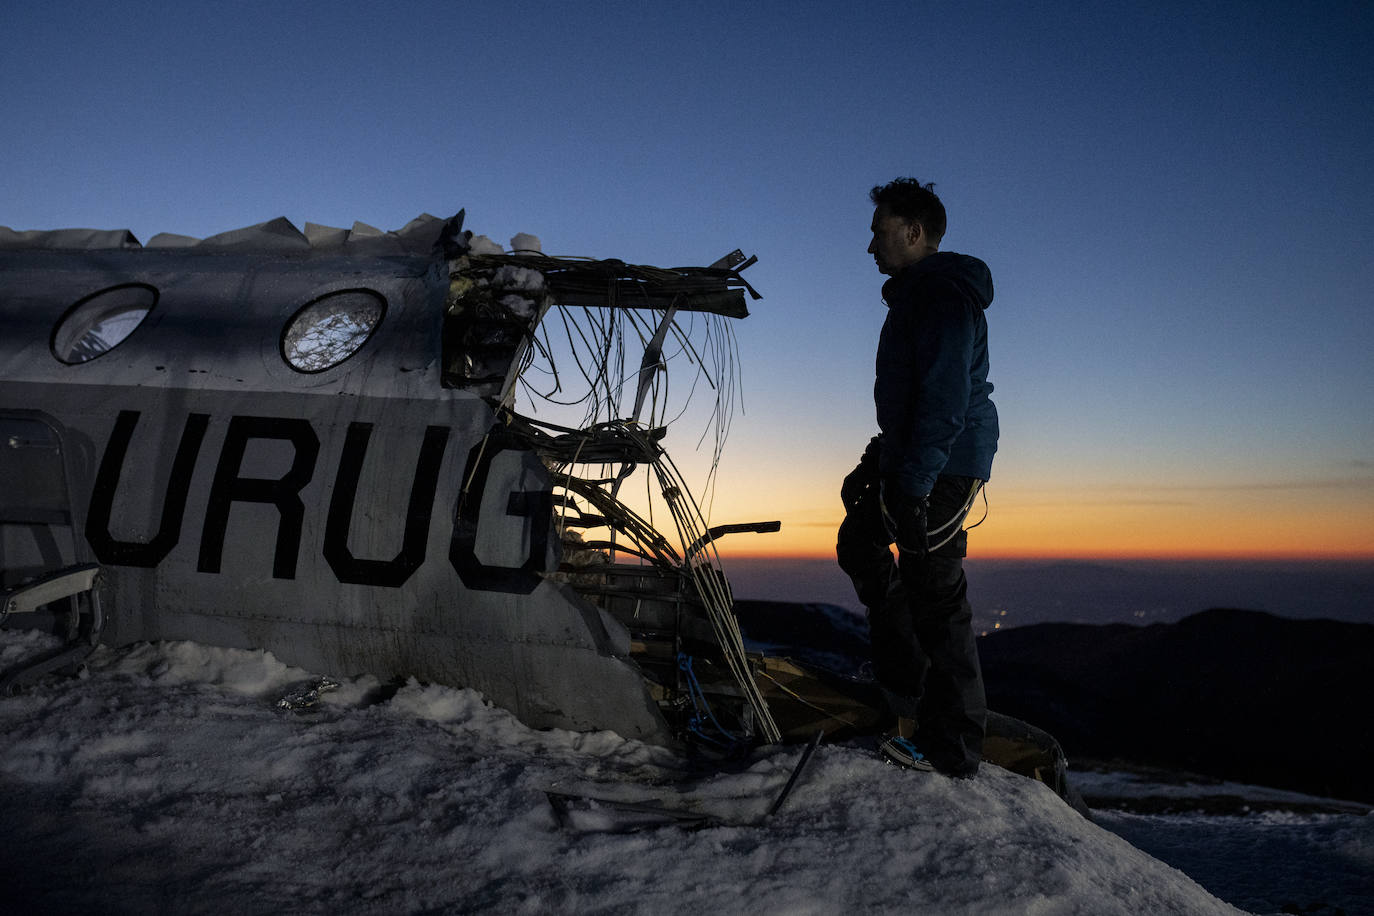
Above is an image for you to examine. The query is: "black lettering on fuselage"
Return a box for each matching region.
[86,411,553,594]
[198,416,319,579]
[87,410,209,567]
[323,422,451,587]
[449,435,553,594]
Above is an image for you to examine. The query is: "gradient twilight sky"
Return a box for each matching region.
[4,1,1372,559]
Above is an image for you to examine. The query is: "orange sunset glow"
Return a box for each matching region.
[704,479,1374,561]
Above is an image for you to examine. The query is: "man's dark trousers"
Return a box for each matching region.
[837,470,986,775]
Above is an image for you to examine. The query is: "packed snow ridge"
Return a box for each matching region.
[0,628,1241,915]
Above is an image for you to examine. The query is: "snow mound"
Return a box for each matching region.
[0,630,1241,914]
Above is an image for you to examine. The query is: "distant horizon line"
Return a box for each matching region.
[717,552,1374,563]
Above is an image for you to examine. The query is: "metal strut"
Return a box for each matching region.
[0,562,104,694]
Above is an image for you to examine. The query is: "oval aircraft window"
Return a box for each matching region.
[51,283,158,364]
[281,289,386,373]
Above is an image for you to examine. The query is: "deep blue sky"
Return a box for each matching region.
[4,0,1372,556]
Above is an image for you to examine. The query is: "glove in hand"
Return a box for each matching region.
[879,476,929,558]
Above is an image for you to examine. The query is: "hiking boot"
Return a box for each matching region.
[879,736,935,771]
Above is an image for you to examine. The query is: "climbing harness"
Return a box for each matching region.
[928,480,987,551]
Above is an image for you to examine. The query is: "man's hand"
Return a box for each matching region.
[841,463,871,510]
[840,436,882,510]
[879,476,929,558]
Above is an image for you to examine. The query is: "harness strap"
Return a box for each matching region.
[928,480,985,551]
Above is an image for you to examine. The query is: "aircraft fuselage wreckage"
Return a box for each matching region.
[0,211,860,749]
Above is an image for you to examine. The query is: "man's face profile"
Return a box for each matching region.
[867,204,924,276]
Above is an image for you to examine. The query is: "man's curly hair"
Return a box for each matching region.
[870,178,946,246]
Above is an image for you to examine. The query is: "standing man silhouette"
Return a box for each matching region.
[838,178,998,776]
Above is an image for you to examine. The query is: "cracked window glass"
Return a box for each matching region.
[282,289,385,373]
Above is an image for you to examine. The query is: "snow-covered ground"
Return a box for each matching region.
[1,627,1366,915]
[1075,770,1372,916]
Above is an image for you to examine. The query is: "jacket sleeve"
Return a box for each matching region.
[877,277,977,495]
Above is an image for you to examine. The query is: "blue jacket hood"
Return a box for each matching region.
[883,252,994,311]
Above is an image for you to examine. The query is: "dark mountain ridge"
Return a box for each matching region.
[734,601,1373,804]
[978,607,1374,803]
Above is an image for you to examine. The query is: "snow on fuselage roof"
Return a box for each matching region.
[0,213,461,254]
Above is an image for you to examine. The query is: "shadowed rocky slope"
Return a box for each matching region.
[978,608,1374,803]
[734,601,1372,803]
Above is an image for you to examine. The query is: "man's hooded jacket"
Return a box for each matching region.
[875,251,998,496]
